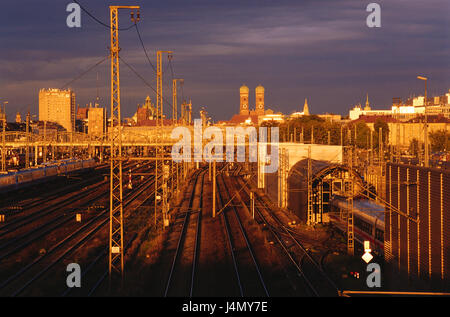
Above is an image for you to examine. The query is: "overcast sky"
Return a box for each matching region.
[0,0,449,121]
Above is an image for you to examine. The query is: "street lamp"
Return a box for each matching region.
[417,76,428,167]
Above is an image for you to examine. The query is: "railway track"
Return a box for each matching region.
[234,174,340,297]
[0,163,157,296]
[72,164,183,296]
[0,161,137,237]
[68,175,162,297]
[0,162,110,212]
[0,162,149,261]
[216,172,270,297]
[164,169,205,297]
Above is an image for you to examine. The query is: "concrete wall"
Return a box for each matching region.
[278,143,343,170]
[263,143,343,212]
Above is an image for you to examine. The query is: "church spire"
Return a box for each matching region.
[303,98,310,115]
[364,93,371,111]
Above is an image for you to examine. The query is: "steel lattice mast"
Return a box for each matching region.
[109,5,139,283]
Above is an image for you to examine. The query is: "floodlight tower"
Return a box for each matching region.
[109,5,140,283]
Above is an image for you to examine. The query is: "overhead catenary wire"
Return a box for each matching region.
[119,56,174,110]
[73,2,183,116]
[133,23,181,108]
[60,55,109,90]
[134,24,157,73]
[72,0,136,31]
[59,3,185,121]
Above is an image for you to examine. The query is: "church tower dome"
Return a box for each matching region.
[255,85,265,115]
[239,84,250,115]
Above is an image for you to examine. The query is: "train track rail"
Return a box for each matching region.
[234,175,340,297]
[0,163,157,296]
[164,169,205,297]
[61,167,167,297]
[0,161,137,236]
[0,162,149,262]
[216,172,269,297]
[0,162,111,212]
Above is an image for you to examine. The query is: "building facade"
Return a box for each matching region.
[39,88,75,132]
[349,89,450,121]
[88,106,105,137]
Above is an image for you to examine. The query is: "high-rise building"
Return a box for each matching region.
[255,85,265,115]
[240,85,249,115]
[39,88,75,132]
[15,112,21,123]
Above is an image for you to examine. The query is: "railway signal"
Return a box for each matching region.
[362,240,373,263]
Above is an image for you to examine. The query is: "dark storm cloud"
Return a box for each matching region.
[0,0,449,120]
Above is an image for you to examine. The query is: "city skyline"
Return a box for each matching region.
[0,1,449,300]
[0,0,449,121]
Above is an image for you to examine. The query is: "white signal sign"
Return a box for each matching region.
[362,240,373,263]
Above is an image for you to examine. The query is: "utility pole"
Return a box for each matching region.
[250,192,255,219]
[1,101,8,172]
[108,5,140,284]
[43,121,47,163]
[347,147,354,256]
[26,112,30,168]
[307,146,313,225]
[212,160,216,218]
[172,78,183,125]
[417,76,429,167]
[156,50,173,127]
[379,127,382,166]
[370,129,373,166]
[209,161,211,181]
[1,113,5,172]
[155,50,172,234]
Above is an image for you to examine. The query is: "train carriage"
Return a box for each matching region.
[329,198,385,255]
[0,159,97,193]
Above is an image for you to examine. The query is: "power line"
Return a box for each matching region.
[134,24,157,73]
[60,55,109,90]
[73,0,135,31]
[119,56,173,109]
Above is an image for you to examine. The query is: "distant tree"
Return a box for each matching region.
[374,118,389,148]
[353,122,371,148]
[429,129,450,152]
[260,120,280,128]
